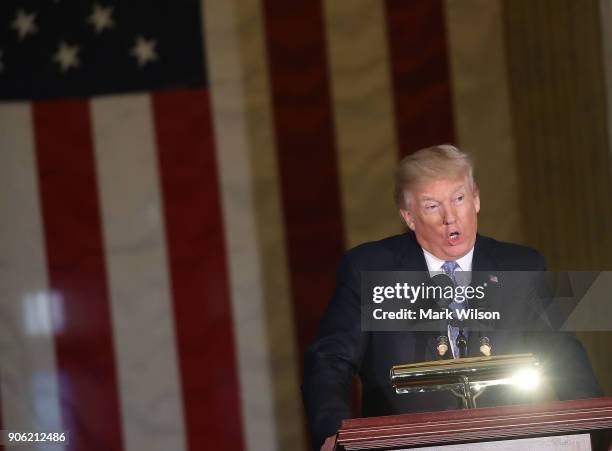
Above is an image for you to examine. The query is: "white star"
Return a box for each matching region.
[11,9,38,41]
[53,41,80,72]
[130,36,158,67]
[87,4,115,34]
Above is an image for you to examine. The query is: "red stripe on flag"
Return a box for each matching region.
[32,101,123,451]
[152,89,244,451]
[262,0,346,359]
[384,0,455,156]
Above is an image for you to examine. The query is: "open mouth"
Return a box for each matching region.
[447,231,462,245]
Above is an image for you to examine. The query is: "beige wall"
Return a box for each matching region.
[504,0,612,394]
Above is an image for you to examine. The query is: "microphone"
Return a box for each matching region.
[430,274,453,358]
[436,335,450,358]
[456,329,468,358]
[479,336,492,356]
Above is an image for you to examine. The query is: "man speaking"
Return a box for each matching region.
[302,145,602,450]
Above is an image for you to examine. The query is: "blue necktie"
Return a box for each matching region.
[442,261,468,358]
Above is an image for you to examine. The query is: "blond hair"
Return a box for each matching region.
[394,144,476,209]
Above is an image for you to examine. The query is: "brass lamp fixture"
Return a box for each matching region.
[390,354,541,408]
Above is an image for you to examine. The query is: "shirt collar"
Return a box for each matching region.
[422,246,474,273]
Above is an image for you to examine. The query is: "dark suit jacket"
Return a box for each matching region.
[303,232,602,450]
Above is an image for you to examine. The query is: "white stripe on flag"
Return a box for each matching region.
[0,103,65,451]
[90,95,187,451]
[202,1,278,450]
[444,0,523,244]
[323,0,402,248]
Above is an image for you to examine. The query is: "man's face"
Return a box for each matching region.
[399,176,480,261]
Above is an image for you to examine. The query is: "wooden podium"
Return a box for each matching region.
[323,397,612,450]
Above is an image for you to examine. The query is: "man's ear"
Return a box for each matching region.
[399,209,415,231]
[473,187,481,214]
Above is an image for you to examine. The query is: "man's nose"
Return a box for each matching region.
[442,205,456,225]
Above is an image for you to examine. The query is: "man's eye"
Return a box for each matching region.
[455,195,464,203]
[425,204,438,210]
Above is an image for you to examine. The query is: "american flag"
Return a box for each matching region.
[0,1,205,99]
[0,0,494,450]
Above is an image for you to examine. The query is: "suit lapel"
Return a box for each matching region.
[472,234,497,272]
[469,235,507,357]
[395,232,451,360]
[393,233,440,360]
[395,231,428,271]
